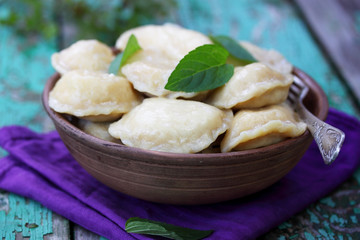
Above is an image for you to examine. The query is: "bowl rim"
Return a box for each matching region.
[42,67,328,165]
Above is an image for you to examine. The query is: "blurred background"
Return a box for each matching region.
[0,0,178,48]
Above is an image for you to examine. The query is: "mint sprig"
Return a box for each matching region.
[109,34,142,74]
[165,44,234,92]
[209,35,256,65]
[125,217,213,240]
[165,35,257,93]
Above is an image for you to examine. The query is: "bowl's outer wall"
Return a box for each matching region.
[42,68,328,205]
[57,127,312,204]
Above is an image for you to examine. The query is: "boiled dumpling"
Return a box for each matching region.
[51,39,114,74]
[240,41,293,75]
[108,98,233,153]
[221,103,307,152]
[206,63,293,109]
[77,119,121,143]
[115,23,212,99]
[49,70,143,122]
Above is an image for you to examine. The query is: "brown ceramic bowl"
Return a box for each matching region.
[42,68,328,205]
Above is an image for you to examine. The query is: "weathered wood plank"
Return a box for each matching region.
[0,24,69,239]
[294,0,360,104]
[0,27,56,133]
[73,225,107,240]
[45,213,71,240]
[260,168,360,239]
[0,191,69,240]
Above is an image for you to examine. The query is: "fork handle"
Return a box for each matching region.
[297,104,345,165]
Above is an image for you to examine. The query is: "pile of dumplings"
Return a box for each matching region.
[49,23,307,154]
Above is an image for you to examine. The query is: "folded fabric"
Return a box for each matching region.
[0,108,359,240]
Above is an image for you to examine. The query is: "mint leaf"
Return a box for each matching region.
[165,44,234,92]
[120,34,142,67]
[209,35,256,65]
[108,34,141,74]
[108,52,123,74]
[125,217,213,240]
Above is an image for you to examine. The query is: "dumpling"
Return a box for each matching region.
[49,70,143,122]
[240,41,293,75]
[51,39,114,74]
[108,98,233,153]
[206,63,293,109]
[115,23,212,99]
[221,104,307,152]
[77,119,121,143]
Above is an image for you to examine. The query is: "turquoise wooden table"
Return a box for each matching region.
[1,0,360,239]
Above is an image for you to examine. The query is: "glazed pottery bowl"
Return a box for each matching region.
[42,68,328,205]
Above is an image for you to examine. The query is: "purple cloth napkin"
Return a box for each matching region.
[0,108,360,240]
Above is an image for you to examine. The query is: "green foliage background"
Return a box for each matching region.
[0,0,177,47]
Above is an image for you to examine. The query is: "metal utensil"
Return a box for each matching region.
[288,76,345,165]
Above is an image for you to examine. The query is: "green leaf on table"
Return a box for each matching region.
[108,34,142,74]
[125,217,213,240]
[209,35,256,65]
[165,44,234,92]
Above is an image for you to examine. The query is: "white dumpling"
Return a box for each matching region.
[240,41,293,75]
[109,98,233,153]
[221,103,307,152]
[206,63,293,109]
[49,70,143,122]
[51,39,114,74]
[115,23,212,98]
[77,119,120,143]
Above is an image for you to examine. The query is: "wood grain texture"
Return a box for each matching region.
[73,225,107,240]
[46,213,70,240]
[0,191,69,240]
[295,0,360,104]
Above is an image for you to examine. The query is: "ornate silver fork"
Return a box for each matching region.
[288,76,345,165]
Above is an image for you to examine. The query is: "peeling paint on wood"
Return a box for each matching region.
[0,191,69,240]
[0,27,56,133]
